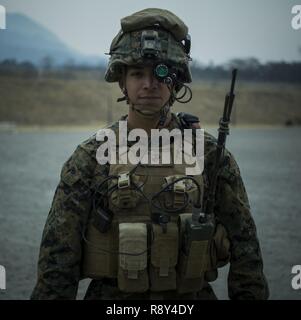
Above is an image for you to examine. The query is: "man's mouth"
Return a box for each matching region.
[138,96,161,99]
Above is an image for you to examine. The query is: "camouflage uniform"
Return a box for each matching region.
[31,113,269,300]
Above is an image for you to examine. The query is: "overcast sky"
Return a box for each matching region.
[1,0,300,64]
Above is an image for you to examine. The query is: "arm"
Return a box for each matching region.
[215,152,269,300]
[31,144,95,300]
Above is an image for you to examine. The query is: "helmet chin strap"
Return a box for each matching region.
[157,104,170,128]
[131,103,170,128]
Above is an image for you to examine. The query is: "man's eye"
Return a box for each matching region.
[130,71,143,77]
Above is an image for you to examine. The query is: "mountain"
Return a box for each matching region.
[0,13,105,66]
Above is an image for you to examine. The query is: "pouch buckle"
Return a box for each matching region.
[118,172,130,189]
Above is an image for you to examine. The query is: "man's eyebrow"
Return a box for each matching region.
[129,66,144,70]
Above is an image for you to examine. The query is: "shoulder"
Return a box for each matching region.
[60,121,120,183]
[77,120,120,161]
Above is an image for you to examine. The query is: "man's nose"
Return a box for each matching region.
[142,73,159,90]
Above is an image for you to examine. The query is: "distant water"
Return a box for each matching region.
[0,127,301,300]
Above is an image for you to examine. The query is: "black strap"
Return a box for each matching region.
[176,112,200,129]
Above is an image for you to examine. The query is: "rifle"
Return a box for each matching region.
[165,69,237,292]
[204,68,238,216]
[179,70,238,282]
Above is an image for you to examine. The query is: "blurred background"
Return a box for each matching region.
[0,0,300,300]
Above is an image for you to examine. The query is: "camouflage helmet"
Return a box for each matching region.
[105,8,192,84]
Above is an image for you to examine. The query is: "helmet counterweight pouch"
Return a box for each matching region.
[150,222,178,291]
[120,8,188,42]
[118,223,149,293]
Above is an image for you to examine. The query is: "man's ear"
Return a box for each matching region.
[118,79,124,91]
[117,77,129,104]
[119,79,128,96]
[119,66,127,93]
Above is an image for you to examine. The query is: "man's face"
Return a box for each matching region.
[125,65,171,116]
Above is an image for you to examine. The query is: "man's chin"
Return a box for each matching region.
[138,109,157,115]
[135,109,159,118]
[132,104,163,117]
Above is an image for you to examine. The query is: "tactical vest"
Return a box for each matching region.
[81,120,230,294]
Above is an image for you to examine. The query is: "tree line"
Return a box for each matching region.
[191,58,301,83]
[0,57,300,83]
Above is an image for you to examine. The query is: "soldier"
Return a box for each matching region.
[31,8,269,300]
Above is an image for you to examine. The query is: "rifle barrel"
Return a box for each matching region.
[205,69,238,216]
[230,69,237,94]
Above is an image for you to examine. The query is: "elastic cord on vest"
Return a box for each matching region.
[92,166,202,232]
[151,176,202,213]
[93,164,150,212]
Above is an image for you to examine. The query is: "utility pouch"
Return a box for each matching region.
[118,223,149,293]
[150,222,178,292]
[177,214,214,293]
[81,221,118,279]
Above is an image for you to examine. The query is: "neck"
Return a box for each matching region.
[127,106,172,135]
